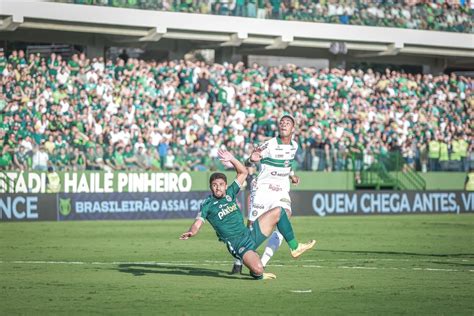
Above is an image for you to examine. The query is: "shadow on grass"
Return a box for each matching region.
[318,249,474,258]
[116,263,250,280]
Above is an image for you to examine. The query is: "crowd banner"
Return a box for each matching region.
[289,191,474,217]
[57,192,209,221]
[0,171,468,193]
[1,191,472,222]
[57,191,247,221]
[0,194,57,221]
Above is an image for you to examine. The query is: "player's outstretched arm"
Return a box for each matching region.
[180,219,203,240]
[218,149,248,185]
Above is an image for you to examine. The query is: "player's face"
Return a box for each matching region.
[279,118,295,137]
[210,178,227,199]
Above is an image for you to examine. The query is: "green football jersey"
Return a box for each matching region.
[197,180,246,242]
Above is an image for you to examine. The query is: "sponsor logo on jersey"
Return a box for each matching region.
[275,154,284,158]
[253,203,264,209]
[268,184,283,192]
[270,171,290,177]
[218,203,238,220]
[280,198,291,205]
[238,247,245,254]
[258,143,269,151]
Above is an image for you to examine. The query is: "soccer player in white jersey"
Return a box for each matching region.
[231,114,316,274]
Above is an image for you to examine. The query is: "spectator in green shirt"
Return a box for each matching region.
[13,145,28,170]
[113,146,126,170]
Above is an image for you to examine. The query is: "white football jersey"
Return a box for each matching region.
[254,137,298,192]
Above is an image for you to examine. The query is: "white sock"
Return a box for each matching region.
[234,258,242,266]
[261,231,283,267]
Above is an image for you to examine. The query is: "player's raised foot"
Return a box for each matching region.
[262,272,276,280]
[230,263,242,275]
[291,240,317,259]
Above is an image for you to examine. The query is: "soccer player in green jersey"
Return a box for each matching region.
[180,149,316,280]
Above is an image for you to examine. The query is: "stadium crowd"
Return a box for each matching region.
[67,0,474,33]
[0,50,472,173]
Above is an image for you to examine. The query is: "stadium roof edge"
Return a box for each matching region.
[0,0,473,58]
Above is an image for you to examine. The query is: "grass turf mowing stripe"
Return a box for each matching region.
[1,260,471,273]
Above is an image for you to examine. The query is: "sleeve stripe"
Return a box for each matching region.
[233,179,243,188]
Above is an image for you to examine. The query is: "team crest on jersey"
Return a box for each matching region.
[284,160,290,166]
[225,195,232,202]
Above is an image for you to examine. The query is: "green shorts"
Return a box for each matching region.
[225,221,267,260]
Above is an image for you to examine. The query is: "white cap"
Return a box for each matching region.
[279,114,295,125]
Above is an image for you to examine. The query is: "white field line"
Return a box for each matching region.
[0,260,471,273]
[281,258,474,262]
[202,258,471,263]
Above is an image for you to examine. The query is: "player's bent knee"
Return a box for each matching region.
[268,207,281,221]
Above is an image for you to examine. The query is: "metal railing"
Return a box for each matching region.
[357,151,426,191]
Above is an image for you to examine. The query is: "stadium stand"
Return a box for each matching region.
[63,0,474,33]
[0,50,472,173]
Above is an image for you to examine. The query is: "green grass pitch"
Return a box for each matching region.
[1,215,473,315]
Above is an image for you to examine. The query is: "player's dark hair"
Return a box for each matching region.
[209,172,227,186]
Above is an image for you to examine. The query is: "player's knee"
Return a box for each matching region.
[269,207,281,221]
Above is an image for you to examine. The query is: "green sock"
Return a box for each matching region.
[277,207,298,251]
[287,239,298,251]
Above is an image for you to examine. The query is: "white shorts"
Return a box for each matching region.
[248,184,292,222]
